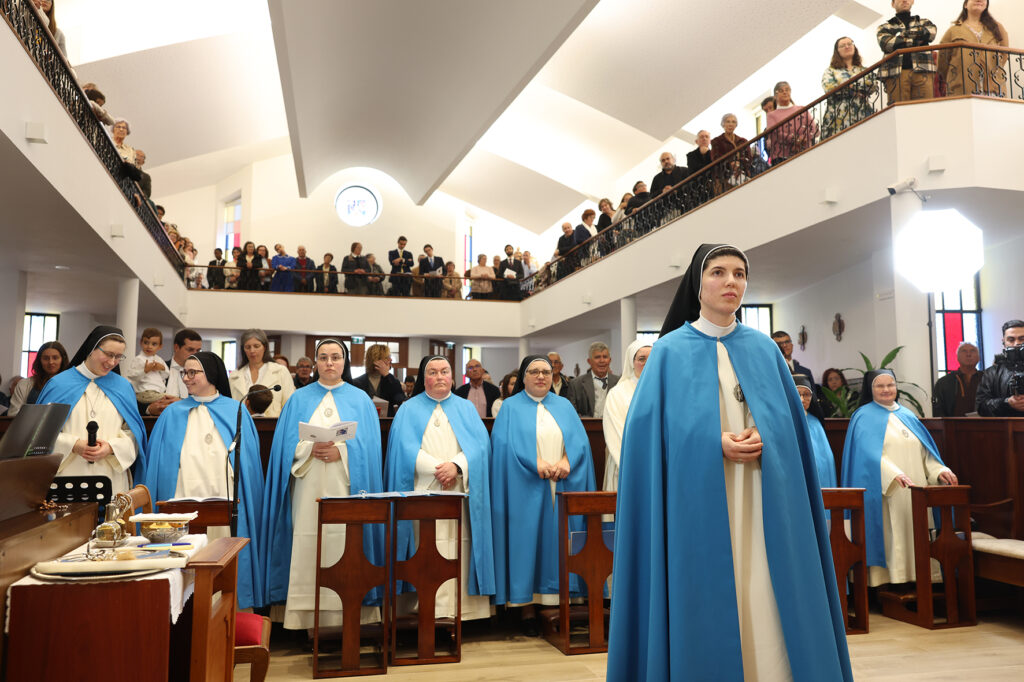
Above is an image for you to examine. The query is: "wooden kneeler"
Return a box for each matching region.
[879,485,977,629]
[541,491,616,655]
[315,498,392,678]
[820,488,869,634]
[391,495,462,665]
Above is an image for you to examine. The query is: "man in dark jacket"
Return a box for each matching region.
[977,320,1024,416]
[454,358,500,418]
[932,342,981,416]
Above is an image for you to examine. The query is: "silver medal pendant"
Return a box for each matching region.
[733,384,745,403]
[90,411,96,418]
[901,428,910,439]
[325,407,334,418]
[434,417,441,427]
[205,433,214,445]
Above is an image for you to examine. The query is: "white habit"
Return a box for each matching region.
[172,393,232,541]
[695,315,792,682]
[52,365,139,495]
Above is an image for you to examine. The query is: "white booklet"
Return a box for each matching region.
[299,420,357,443]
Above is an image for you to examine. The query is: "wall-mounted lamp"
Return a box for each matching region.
[110,224,125,239]
[25,122,47,144]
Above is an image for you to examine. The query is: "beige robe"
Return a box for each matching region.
[697,314,793,682]
[869,408,951,586]
[52,366,139,495]
[172,395,232,541]
[283,386,377,629]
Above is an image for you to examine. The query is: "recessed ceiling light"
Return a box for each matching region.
[54,265,70,270]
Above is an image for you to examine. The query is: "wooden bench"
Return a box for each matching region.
[821,488,869,634]
[879,485,976,629]
[540,491,615,655]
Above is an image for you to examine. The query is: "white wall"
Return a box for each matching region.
[980,233,1024,366]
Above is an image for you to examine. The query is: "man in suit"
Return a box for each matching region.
[497,244,524,301]
[569,342,619,418]
[388,236,414,296]
[314,252,339,293]
[454,358,500,418]
[419,244,445,298]
[547,352,571,397]
[772,331,815,383]
[207,248,226,289]
[293,245,314,292]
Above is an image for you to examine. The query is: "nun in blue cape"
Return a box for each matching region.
[841,369,957,586]
[606,245,851,682]
[490,354,595,610]
[38,325,148,494]
[385,355,495,620]
[261,339,384,628]
[143,352,265,609]
[794,373,837,489]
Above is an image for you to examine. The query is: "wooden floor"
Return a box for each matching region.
[234,610,1024,681]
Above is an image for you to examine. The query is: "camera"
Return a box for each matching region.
[887,178,917,196]
[1002,345,1024,396]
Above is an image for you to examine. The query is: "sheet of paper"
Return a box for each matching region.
[299,420,357,443]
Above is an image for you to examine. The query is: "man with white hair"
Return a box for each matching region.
[293,245,314,292]
[685,131,713,173]
[568,342,619,418]
[547,352,570,397]
[932,342,981,417]
[650,151,689,197]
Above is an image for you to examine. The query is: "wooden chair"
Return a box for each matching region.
[821,488,869,634]
[315,497,392,678]
[391,495,462,665]
[187,536,248,681]
[157,498,233,533]
[879,485,977,629]
[234,613,271,682]
[120,483,153,535]
[540,491,616,655]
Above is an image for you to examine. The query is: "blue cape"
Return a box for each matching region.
[840,401,944,567]
[489,390,595,605]
[807,413,838,489]
[384,392,495,596]
[37,367,149,482]
[606,323,851,682]
[143,396,265,608]
[261,382,383,605]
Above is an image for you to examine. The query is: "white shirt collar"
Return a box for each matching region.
[692,314,737,338]
[318,380,343,389]
[193,392,218,403]
[876,401,900,412]
[527,391,545,403]
[76,364,100,380]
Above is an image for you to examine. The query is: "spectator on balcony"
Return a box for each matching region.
[520,250,537,297]
[650,152,689,198]
[611,192,632,224]
[497,245,523,301]
[387,236,414,296]
[270,243,295,292]
[420,244,445,298]
[83,86,114,128]
[110,119,135,164]
[877,0,937,105]
[469,254,495,299]
[625,181,651,216]
[365,253,385,295]
[761,96,776,114]
[555,222,578,279]
[342,242,369,295]
[765,82,819,164]
[822,37,878,139]
[442,261,462,299]
[938,0,1009,98]
[686,131,713,174]
[224,246,241,290]
[207,248,226,290]
[574,210,596,267]
[597,198,615,232]
[256,245,272,290]
[238,241,262,291]
[293,245,314,293]
[314,253,338,294]
[32,0,66,57]
[134,149,152,199]
[712,114,751,184]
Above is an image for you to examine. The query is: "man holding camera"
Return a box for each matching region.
[976,320,1024,416]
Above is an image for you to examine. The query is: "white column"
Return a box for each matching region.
[0,270,28,381]
[117,278,140,355]
[888,194,933,415]
[619,296,637,370]
[518,337,529,360]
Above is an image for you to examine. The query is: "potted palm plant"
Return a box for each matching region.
[820,346,928,417]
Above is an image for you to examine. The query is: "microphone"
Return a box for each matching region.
[245,384,281,396]
[86,421,99,447]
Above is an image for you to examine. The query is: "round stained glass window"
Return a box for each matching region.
[334,185,381,227]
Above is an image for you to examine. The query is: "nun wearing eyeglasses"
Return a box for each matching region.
[261,339,383,629]
[385,355,494,620]
[607,245,851,682]
[490,354,595,633]
[143,352,265,608]
[793,374,837,490]
[37,325,147,495]
[841,369,958,588]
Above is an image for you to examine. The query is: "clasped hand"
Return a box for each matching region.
[434,462,459,490]
[311,441,341,463]
[722,428,762,462]
[74,439,113,462]
[538,457,570,481]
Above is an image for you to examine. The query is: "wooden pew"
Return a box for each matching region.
[821,488,869,634]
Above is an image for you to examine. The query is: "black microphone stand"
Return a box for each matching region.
[229,401,243,536]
